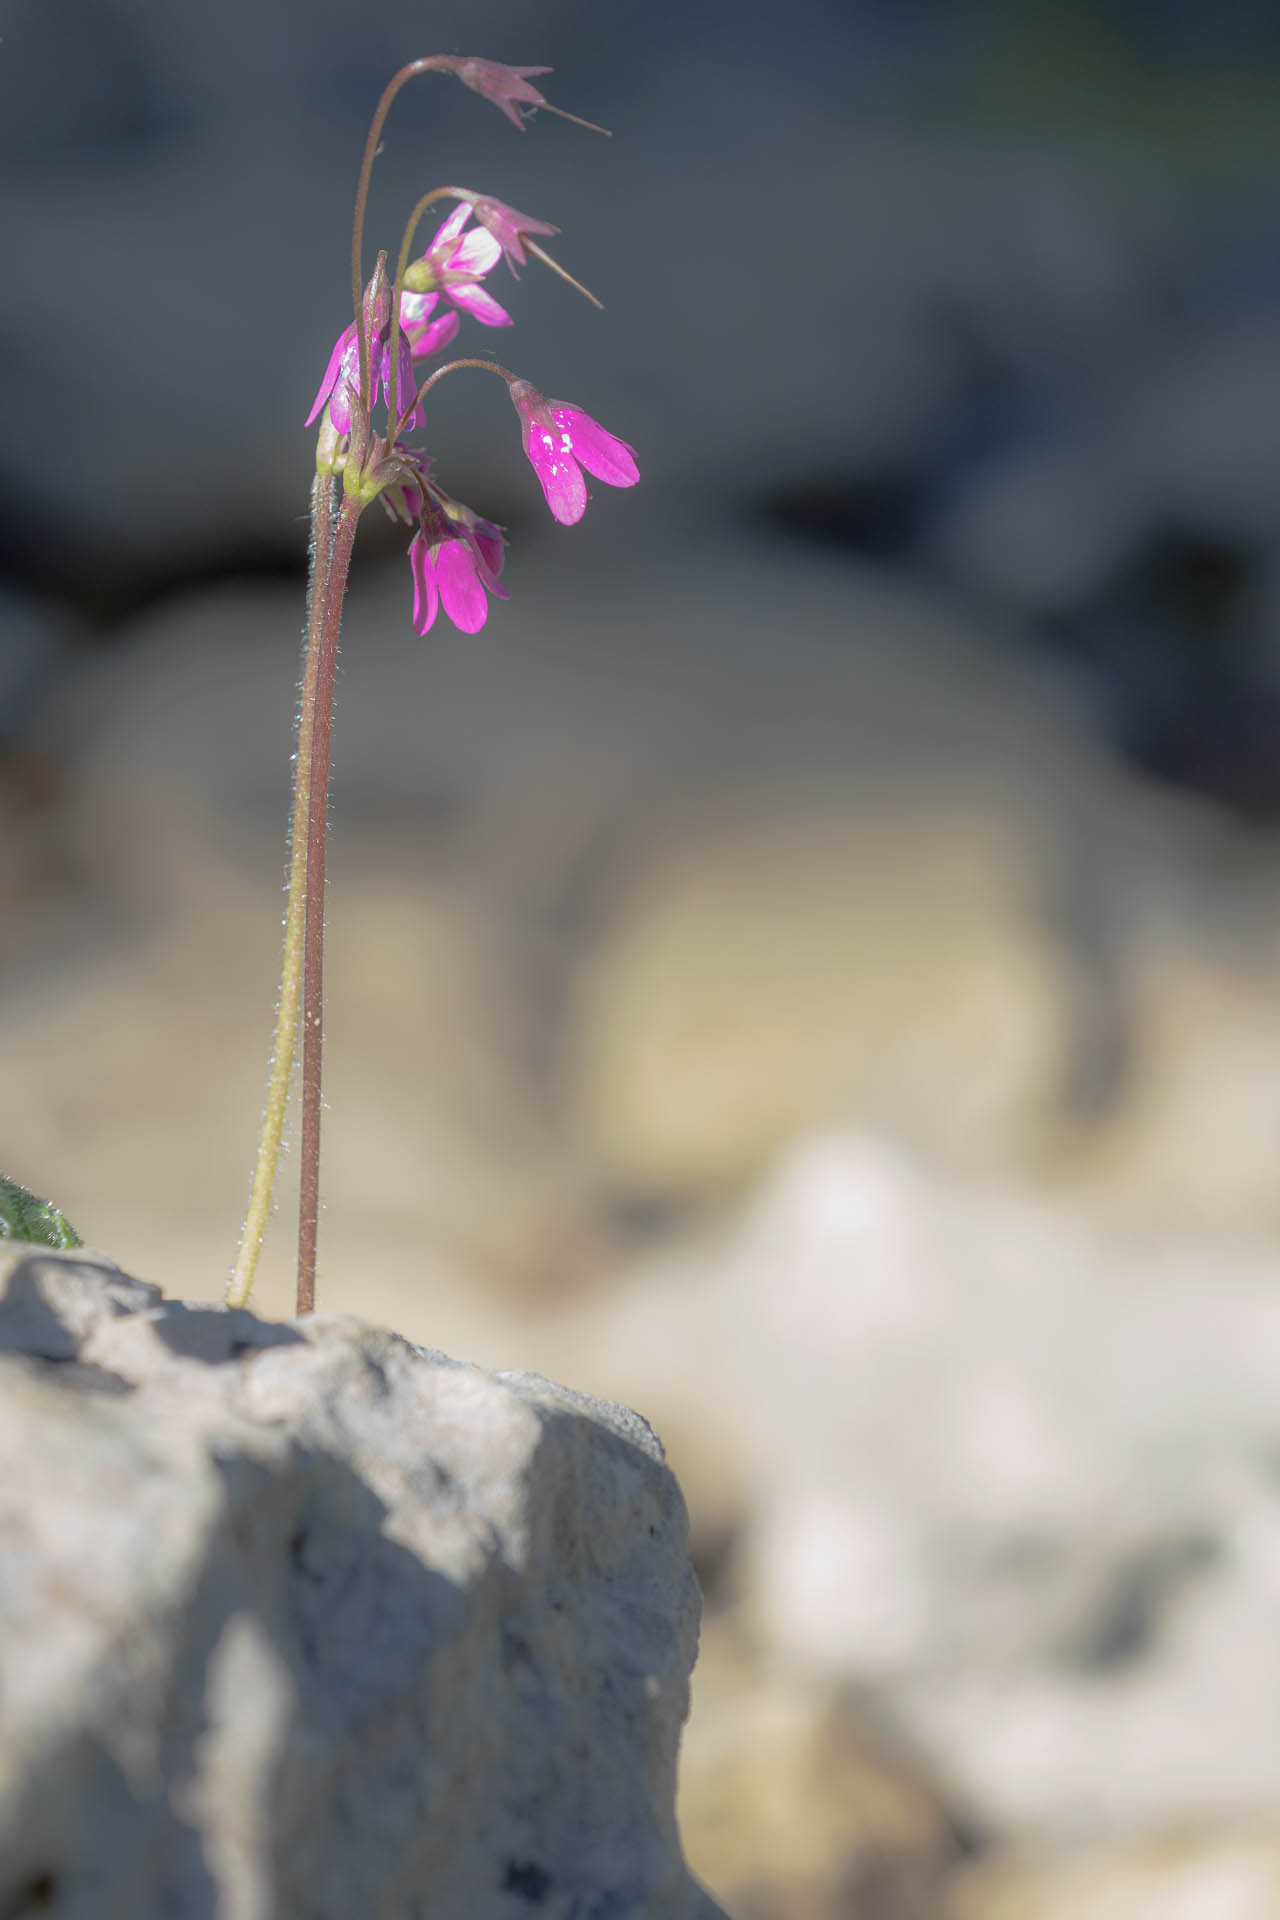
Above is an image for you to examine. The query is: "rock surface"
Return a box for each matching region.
[0,1245,721,1920]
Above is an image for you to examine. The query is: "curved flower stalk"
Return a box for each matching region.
[228,56,638,1316]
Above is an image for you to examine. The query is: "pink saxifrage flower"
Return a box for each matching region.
[305,280,422,436]
[508,379,639,526]
[410,494,509,636]
[431,57,554,132]
[399,204,512,358]
[464,195,560,276]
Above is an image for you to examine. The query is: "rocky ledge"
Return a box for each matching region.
[0,1245,723,1920]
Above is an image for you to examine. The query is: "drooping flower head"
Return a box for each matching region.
[306,257,422,435]
[507,379,639,526]
[429,56,611,137]
[430,57,555,131]
[399,204,512,358]
[464,195,560,276]
[409,489,509,635]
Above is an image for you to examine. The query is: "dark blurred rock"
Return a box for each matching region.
[0,0,1189,601]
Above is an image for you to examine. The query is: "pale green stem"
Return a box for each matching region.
[226,475,336,1308]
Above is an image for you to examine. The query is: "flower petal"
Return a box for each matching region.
[408,309,461,360]
[392,332,422,428]
[305,322,355,427]
[430,202,472,252]
[473,521,508,583]
[410,536,439,635]
[446,283,512,327]
[552,406,639,488]
[524,419,587,524]
[447,228,502,277]
[398,288,440,331]
[436,540,491,633]
[328,373,357,436]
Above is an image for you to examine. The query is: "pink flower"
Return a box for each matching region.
[464,195,559,276]
[409,495,509,635]
[306,266,422,434]
[432,57,554,132]
[400,307,461,363]
[399,204,512,357]
[508,379,639,526]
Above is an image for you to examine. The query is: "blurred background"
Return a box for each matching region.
[6,0,1280,1912]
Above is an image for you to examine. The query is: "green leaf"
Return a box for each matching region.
[0,1173,82,1249]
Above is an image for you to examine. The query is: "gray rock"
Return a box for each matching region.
[0,1246,722,1920]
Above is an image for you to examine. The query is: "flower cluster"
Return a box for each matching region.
[306,63,638,637]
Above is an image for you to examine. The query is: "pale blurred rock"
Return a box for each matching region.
[1067,913,1280,1232]
[679,1618,962,1920]
[725,1131,1280,1836]
[1,538,1111,1296]
[951,1829,1280,1920]
[0,1245,720,1920]
[573,800,1070,1197]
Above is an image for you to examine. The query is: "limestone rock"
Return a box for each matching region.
[0,1246,722,1920]
[726,1132,1280,1836]
[572,800,1069,1198]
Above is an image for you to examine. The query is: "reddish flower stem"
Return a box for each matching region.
[226,478,361,1316]
[295,489,361,1314]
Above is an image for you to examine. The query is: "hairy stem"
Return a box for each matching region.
[227,476,336,1309]
[295,491,362,1314]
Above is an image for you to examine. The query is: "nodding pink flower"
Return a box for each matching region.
[306,261,422,434]
[432,57,554,132]
[409,495,509,635]
[508,379,639,526]
[306,317,421,435]
[464,195,559,276]
[399,204,512,355]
